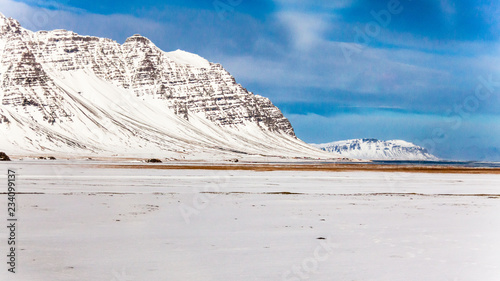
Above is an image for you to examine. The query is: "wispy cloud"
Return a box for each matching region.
[276,11,330,51]
[273,0,355,11]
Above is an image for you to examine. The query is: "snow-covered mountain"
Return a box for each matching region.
[312,139,438,160]
[0,13,333,160]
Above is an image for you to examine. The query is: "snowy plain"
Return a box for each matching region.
[0,160,499,281]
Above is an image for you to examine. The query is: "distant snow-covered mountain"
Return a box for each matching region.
[0,13,335,160]
[311,139,438,160]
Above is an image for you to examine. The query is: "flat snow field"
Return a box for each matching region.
[1,161,500,281]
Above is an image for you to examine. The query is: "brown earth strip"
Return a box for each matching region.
[91,163,500,174]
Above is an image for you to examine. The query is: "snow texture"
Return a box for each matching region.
[0,161,499,281]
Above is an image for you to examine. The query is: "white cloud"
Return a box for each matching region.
[271,0,353,52]
[276,11,331,51]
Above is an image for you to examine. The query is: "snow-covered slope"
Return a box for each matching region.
[312,139,438,160]
[0,13,334,160]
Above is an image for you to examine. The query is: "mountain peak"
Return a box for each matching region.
[165,49,211,69]
[0,13,21,34]
[124,34,153,45]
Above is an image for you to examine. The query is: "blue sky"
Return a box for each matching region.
[1,0,500,160]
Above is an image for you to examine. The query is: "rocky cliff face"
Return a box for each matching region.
[0,15,293,134]
[0,13,329,159]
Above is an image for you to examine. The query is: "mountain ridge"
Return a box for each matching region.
[312,138,438,161]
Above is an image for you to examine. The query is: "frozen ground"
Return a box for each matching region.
[1,161,500,281]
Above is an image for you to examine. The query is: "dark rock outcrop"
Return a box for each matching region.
[0,152,11,161]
